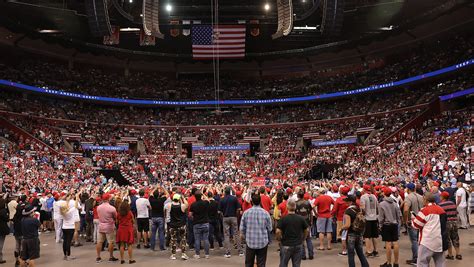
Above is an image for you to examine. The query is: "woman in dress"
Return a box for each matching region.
[116,200,136,264]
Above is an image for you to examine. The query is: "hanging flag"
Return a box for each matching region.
[139,29,156,46]
[192,25,246,59]
[103,26,120,45]
[170,20,180,37]
[250,20,260,37]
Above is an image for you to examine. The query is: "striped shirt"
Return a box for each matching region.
[412,203,447,252]
[439,200,458,221]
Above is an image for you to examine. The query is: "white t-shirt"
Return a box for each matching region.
[456,188,467,207]
[136,197,151,218]
[62,203,77,230]
[53,200,65,220]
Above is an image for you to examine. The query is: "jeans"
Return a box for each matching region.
[407,226,419,262]
[79,214,86,233]
[150,217,166,250]
[300,235,313,258]
[417,244,445,267]
[54,219,63,242]
[209,219,223,248]
[279,244,302,267]
[193,223,210,256]
[347,233,369,267]
[245,245,268,267]
[0,235,5,261]
[223,217,242,254]
[186,217,195,248]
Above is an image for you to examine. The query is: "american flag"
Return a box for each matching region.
[192,25,246,59]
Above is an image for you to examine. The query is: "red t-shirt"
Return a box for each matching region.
[260,194,272,213]
[314,195,334,218]
[278,200,288,217]
[187,195,196,214]
[331,195,349,221]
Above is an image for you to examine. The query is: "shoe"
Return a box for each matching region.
[338,252,347,256]
[366,252,374,258]
[68,256,76,260]
[224,253,231,258]
[406,260,417,265]
[194,255,200,259]
[181,254,189,260]
[393,264,399,267]
[446,255,454,260]
[74,243,83,247]
[456,255,462,260]
[302,257,307,260]
[109,257,119,262]
[129,260,136,264]
[170,254,177,260]
[96,257,102,263]
[205,255,210,259]
[144,245,151,249]
[121,260,125,264]
[380,263,392,267]
[373,251,379,257]
[309,256,314,260]
[64,256,68,261]
[239,252,245,257]
[136,244,141,249]
[0,260,5,264]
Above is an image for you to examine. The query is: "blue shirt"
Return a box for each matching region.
[240,206,272,249]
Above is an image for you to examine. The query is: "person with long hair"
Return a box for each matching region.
[116,200,136,264]
[61,193,79,261]
[0,198,9,264]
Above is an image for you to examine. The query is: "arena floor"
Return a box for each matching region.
[3,229,474,266]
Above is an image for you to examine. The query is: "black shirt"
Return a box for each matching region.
[208,200,219,221]
[295,199,312,225]
[219,195,241,217]
[344,206,359,235]
[149,196,167,218]
[21,216,41,239]
[190,200,210,225]
[277,214,308,246]
[169,203,186,228]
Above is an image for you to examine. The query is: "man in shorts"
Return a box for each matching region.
[360,185,379,257]
[135,189,151,249]
[20,205,41,267]
[313,188,334,250]
[379,187,402,267]
[95,193,118,263]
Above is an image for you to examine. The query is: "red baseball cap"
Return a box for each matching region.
[383,187,392,197]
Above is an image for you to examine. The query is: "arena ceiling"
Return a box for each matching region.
[0,0,468,58]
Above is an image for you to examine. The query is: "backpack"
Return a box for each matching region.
[350,207,366,234]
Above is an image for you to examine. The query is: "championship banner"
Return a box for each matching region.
[103,26,120,45]
[170,20,180,37]
[139,30,156,46]
[312,138,357,147]
[249,19,260,37]
[81,144,129,151]
[192,145,250,152]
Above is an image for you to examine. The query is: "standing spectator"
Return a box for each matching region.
[455,182,469,229]
[295,189,313,260]
[379,187,402,267]
[240,194,272,267]
[53,193,65,243]
[439,192,462,260]
[403,183,424,265]
[149,186,168,251]
[190,190,210,259]
[20,205,41,267]
[313,188,334,250]
[116,200,136,264]
[360,185,379,258]
[135,189,151,249]
[95,193,118,263]
[259,187,272,213]
[186,188,197,250]
[166,193,189,260]
[412,192,448,267]
[60,194,78,261]
[0,199,9,264]
[7,196,18,232]
[342,195,369,267]
[276,200,308,267]
[332,186,350,256]
[84,193,95,242]
[13,195,27,266]
[219,186,243,258]
[207,192,223,250]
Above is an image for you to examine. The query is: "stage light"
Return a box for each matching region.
[264,3,270,11]
[166,4,172,12]
[129,0,133,3]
